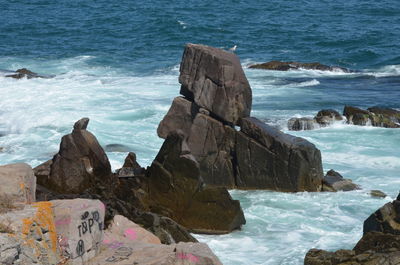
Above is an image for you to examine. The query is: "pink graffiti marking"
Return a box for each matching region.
[176,253,199,263]
[124,228,137,240]
[55,217,71,226]
[103,239,124,249]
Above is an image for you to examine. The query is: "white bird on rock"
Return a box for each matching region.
[228,45,237,53]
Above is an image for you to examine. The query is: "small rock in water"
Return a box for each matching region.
[369,190,387,198]
[5,68,49,79]
[249,60,351,72]
[322,169,360,192]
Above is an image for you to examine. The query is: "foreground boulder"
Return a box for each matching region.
[288,109,343,131]
[249,61,350,72]
[322,169,359,192]
[144,131,246,233]
[37,118,115,194]
[0,163,36,205]
[305,194,400,265]
[179,43,252,125]
[344,106,400,128]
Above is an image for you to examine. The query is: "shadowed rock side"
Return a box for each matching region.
[248,61,350,72]
[344,106,400,128]
[305,194,400,265]
[238,118,323,191]
[144,131,246,234]
[179,43,252,125]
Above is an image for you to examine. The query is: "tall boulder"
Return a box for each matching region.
[179,43,252,125]
[42,118,114,194]
[145,131,246,234]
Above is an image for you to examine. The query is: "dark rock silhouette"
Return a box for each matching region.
[249,61,350,72]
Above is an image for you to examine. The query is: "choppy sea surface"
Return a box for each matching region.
[1,0,399,264]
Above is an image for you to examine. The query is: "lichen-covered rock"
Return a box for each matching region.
[179,43,252,125]
[145,131,246,233]
[344,106,400,128]
[322,169,360,192]
[249,61,350,72]
[0,163,36,205]
[239,117,323,191]
[43,118,115,194]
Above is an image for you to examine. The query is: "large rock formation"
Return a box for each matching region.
[305,194,400,265]
[344,106,400,128]
[158,44,324,192]
[37,118,115,194]
[179,43,252,125]
[248,60,350,72]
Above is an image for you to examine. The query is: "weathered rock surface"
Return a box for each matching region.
[344,105,400,128]
[364,194,400,235]
[52,198,105,264]
[239,117,323,191]
[0,163,36,205]
[116,152,145,178]
[92,241,223,265]
[322,169,360,192]
[179,43,252,125]
[40,118,115,194]
[249,60,350,72]
[145,131,246,233]
[288,109,343,131]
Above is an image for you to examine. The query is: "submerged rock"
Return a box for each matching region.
[179,43,252,125]
[287,117,316,131]
[5,68,50,79]
[104,143,131,152]
[288,109,343,131]
[322,169,360,192]
[370,190,387,198]
[249,60,350,72]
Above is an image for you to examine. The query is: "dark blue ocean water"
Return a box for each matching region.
[1,1,400,264]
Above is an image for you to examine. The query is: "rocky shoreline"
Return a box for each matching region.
[0,44,395,264]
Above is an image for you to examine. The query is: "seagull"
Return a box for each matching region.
[228,45,237,53]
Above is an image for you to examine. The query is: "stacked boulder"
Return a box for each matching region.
[305,194,400,264]
[158,43,323,192]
